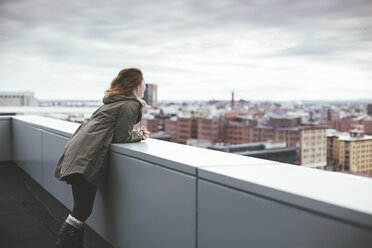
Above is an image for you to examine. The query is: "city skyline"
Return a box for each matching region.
[1,0,372,101]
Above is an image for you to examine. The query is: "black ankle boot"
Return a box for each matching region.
[75,226,85,248]
[56,221,84,248]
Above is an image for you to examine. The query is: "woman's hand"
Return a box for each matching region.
[136,125,149,140]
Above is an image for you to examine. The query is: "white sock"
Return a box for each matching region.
[65,214,84,229]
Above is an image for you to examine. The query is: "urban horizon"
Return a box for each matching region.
[34,96,372,103]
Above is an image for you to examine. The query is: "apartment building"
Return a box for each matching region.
[140,118,160,133]
[0,91,38,106]
[300,127,327,168]
[250,117,327,167]
[367,104,372,116]
[173,113,255,145]
[268,116,301,127]
[253,126,327,167]
[197,117,222,145]
[164,118,177,140]
[143,84,158,108]
[362,119,372,135]
[339,116,361,132]
[327,130,372,174]
[175,116,198,144]
[223,121,250,144]
[252,116,300,147]
[327,109,341,130]
[224,118,257,145]
[160,113,326,167]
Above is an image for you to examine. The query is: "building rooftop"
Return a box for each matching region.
[257,124,327,131]
[1,115,372,247]
[327,129,372,141]
[0,161,58,247]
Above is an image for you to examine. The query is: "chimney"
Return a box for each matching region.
[231,91,235,109]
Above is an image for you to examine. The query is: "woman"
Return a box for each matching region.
[54,68,149,248]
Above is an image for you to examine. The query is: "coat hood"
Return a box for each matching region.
[102,94,145,108]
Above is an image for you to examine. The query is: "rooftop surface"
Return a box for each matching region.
[0,162,59,248]
[326,129,372,141]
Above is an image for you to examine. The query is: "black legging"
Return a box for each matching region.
[70,175,97,222]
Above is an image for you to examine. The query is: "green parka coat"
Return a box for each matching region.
[53,94,145,188]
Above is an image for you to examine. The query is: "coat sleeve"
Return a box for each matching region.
[112,103,143,143]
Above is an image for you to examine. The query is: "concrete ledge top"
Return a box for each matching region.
[13,115,79,138]
[111,138,278,175]
[10,115,372,228]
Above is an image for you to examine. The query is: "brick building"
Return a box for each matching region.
[164,118,177,140]
[175,116,198,144]
[362,119,372,135]
[252,125,326,168]
[197,117,223,145]
[367,104,372,116]
[268,116,301,127]
[140,118,160,133]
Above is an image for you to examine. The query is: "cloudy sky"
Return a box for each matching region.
[0,0,371,101]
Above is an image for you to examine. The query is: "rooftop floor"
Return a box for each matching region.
[0,162,59,248]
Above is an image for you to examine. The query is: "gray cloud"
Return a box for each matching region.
[0,0,371,100]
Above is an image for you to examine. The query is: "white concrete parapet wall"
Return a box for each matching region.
[3,115,372,248]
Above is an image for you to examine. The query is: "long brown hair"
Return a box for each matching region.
[105,68,143,97]
[105,68,149,108]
